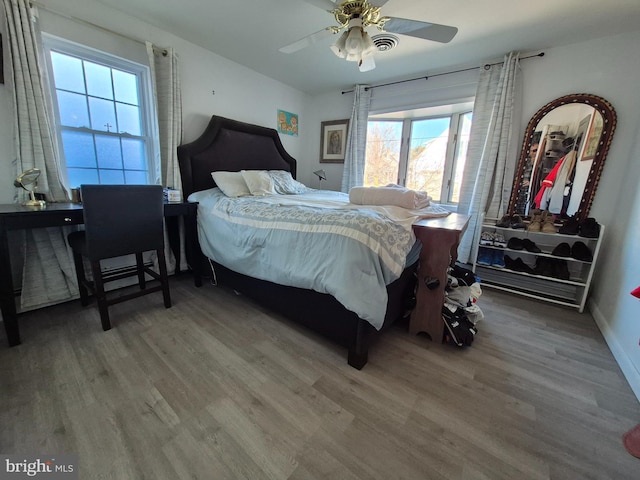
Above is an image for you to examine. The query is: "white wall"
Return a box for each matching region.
[0,0,310,204]
[518,30,640,400]
[303,92,353,191]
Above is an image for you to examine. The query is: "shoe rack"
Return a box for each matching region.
[472,214,603,312]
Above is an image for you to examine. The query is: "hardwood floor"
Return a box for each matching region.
[1,275,638,479]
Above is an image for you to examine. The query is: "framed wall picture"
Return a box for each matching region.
[320,119,349,163]
[277,109,298,136]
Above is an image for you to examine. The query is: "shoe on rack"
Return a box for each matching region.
[504,255,516,270]
[513,257,535,274]
[571,241,593,261]
[493,232,507,248]
[496,215,512,228]
[534,257,554,277]
[550,258,570,280]
[480,231,495,246]
[492,250,506,268]
[522,239,542,253]
[527,211,543,232]
[511,215,526,229]
[579,218,601,238]
[559,215,580,235]
[551,242,571,257]
[541,213,557,234]
[477,247,493,266]
[507,237,524,250]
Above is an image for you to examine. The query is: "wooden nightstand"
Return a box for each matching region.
[410,213,470,342]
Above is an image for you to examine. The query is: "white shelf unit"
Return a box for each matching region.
[472,216,603,312]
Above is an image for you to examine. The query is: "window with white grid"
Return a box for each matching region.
[44,37,157,187]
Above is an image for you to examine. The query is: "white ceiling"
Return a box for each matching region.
[95,0,640,95]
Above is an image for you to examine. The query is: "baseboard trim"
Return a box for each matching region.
[589,298,640,403]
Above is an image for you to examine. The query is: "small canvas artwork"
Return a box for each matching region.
[277,110,298,136]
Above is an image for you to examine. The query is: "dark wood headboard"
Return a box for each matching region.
[177,115,297,199]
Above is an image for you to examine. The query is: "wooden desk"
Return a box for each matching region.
[410,213,470,342]
[0,202,201,347]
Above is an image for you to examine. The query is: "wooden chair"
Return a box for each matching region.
[68,185,171,330]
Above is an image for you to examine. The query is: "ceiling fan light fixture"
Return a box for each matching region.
[345,26,364,55]
[330,30,349,58]
[360,29,377,56]
[333,25,377,66]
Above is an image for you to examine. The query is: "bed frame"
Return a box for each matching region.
[177,115,417,369]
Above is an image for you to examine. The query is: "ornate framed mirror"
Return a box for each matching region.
[508,93,616,222]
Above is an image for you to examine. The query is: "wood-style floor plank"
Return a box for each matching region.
[1,275,639,479]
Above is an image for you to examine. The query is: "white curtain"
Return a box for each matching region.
[341,84,371,193]
[147,43,186,273]
[146,43,182,191]
[3,0,78,310]
[457,52,522,264]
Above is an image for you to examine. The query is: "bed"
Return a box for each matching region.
[177,115,438,368]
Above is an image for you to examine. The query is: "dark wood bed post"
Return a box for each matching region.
[348,319,371,370]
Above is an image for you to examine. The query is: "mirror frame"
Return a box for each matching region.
[508,93,617,221]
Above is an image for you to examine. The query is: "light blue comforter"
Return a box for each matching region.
[188,188,447,329]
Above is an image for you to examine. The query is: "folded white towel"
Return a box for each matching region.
[349,185,431,209]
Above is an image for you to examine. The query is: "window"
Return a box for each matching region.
[364,106,472,204]
[43,37,157,188]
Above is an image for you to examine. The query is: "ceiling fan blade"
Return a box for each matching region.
[279,28,334,54]
[301,0,339,10]
[302,0,391,11]
[359,56,376,72]
[383,17,458,43]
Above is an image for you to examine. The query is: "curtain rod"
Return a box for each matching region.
[341,52,545,95]
[30,1,168,56]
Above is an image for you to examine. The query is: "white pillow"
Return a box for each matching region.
[241,170,275,196]
[268,170,308,194]
[211,171,251,197]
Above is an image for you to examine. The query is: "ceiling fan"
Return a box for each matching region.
[279,0,458,72]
